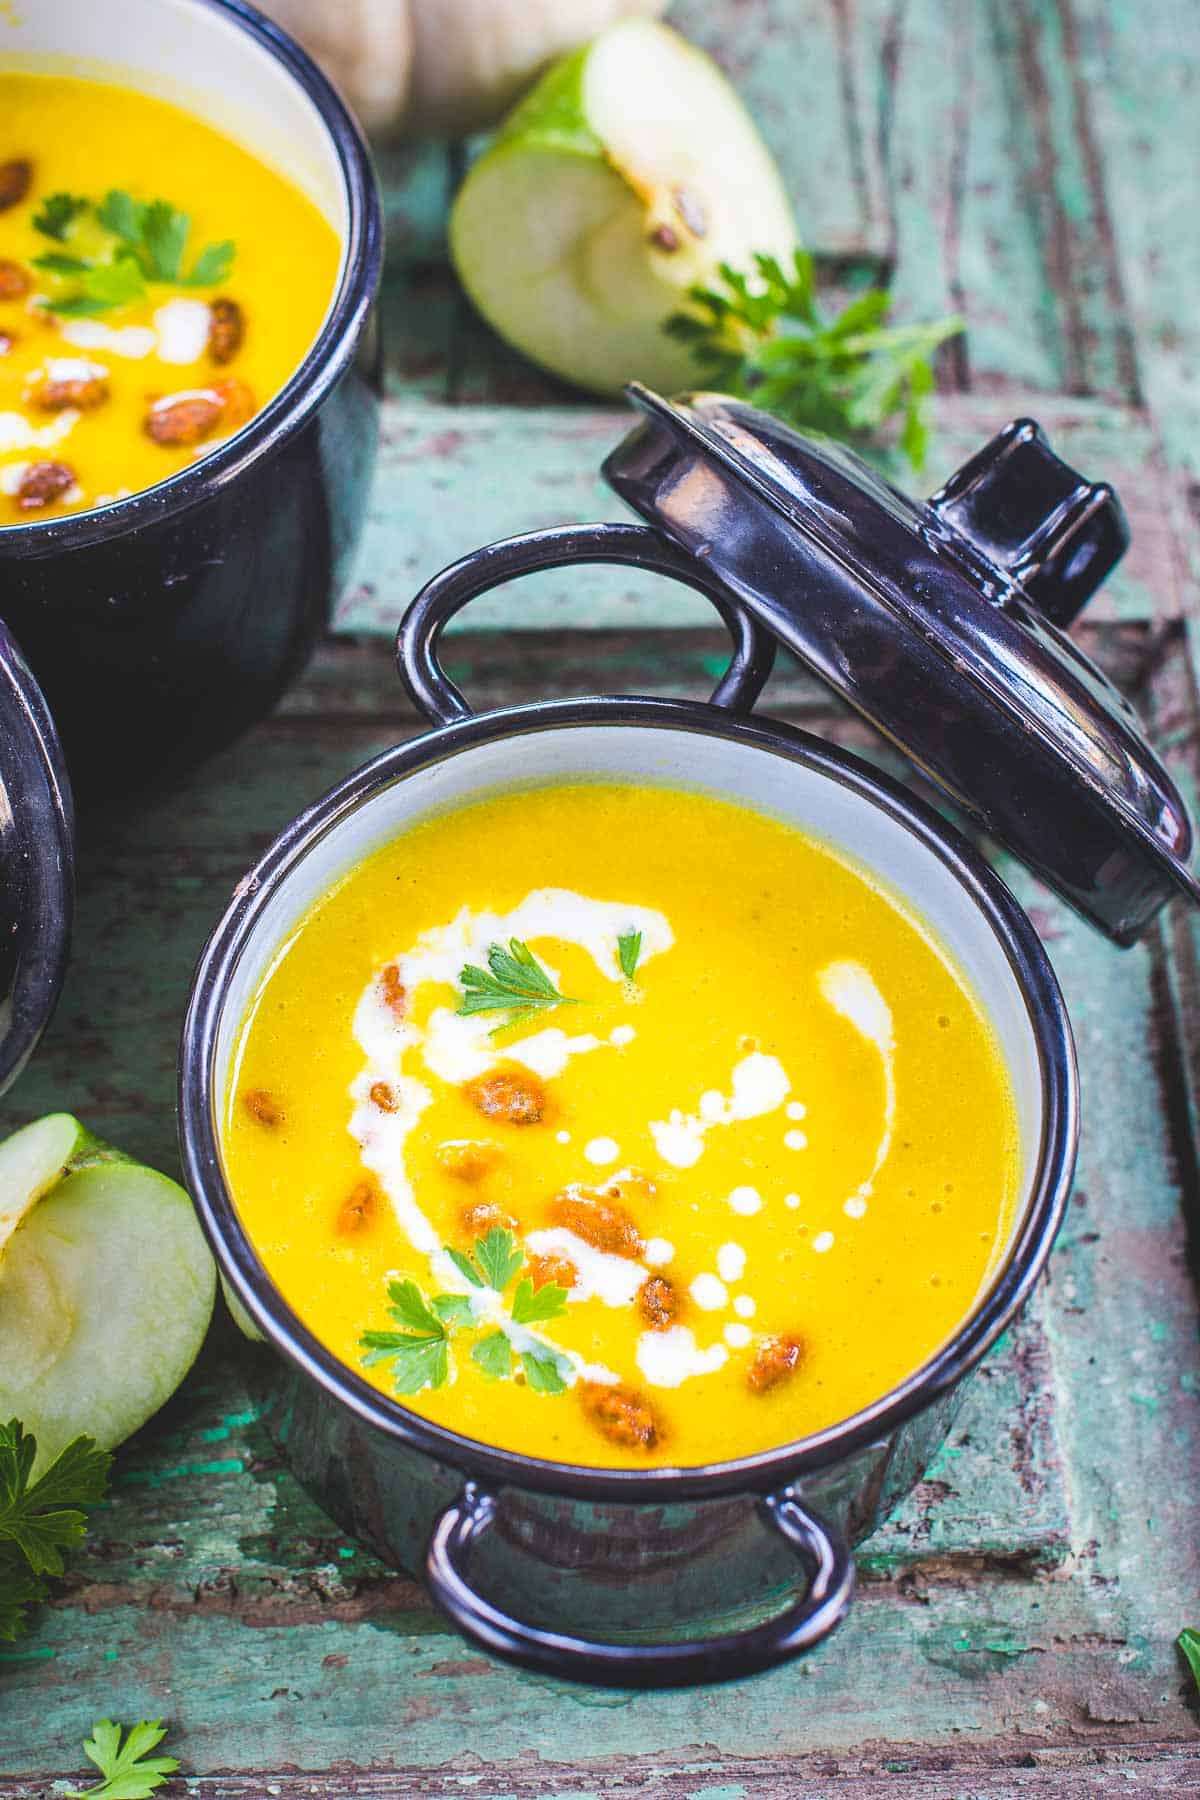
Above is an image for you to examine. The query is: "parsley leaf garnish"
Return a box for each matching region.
[447,1226,524,1292]
[44,256,146,318]
[97,191,234,287]
[471,1329,514,1381]
[360,1326,448,1394]
[137,200,191,282]
[430,1293,475,1330]
[33,187,237,318]
[0,1419,111,1640]
[1180,1627,1200,1697]
[95,189,143,245]
[617,929,643,981]
[457,939,576,1032]
[31,251,91,276]
[360,1229,571,1399]
[32,192,89,241]
[665,249,962,472]
[360,1278,455,1394]
[65,1718,179,1800]
[184,239,235,287]
[511,1275,570,1327]
[521,1347,570,1395]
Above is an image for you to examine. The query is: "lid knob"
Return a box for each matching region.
[928,418,1130,627]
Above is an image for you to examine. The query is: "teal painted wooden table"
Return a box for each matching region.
[4,1,1200,1792]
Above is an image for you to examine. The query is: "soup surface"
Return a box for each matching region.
[0,72,339,522]
[225,783,1022,1469]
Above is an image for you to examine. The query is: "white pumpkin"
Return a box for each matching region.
[258,0,667,139]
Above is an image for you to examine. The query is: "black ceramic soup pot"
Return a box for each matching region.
[0,0,382,803]
[179,524,1078,1688]
[0,0,381,1088]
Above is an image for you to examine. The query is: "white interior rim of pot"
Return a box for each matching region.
[0,0,370,537]
[184,706,1077,1497]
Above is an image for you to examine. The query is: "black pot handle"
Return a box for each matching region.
[424,1480,854,1688]
[395,522,776,727]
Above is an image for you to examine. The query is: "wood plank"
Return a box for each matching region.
[3,626,1199,1782]
[887,0,1140,401]
[337,393,1178,634]
[1067,0,1200,480]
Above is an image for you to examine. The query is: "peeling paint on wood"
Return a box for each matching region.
[4,0,1200,1788]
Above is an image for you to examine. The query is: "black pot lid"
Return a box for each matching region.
[602,383,1200,945]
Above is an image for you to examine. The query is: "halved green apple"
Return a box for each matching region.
[450,17,797,395]
[0,1116,216,1473]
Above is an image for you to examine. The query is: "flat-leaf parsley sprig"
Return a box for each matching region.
[359,1281,460,1394]
[0,1418,112,1642]
[30,185,235,318]
[359,1228,572,1398]
[665,249,962,471]
[31,192,89,242]
[456,938,577,1033]
[66,1717,178,1800]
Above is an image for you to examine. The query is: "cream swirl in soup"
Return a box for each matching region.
[224,782,1020,1468]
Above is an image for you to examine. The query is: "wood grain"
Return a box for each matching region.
[5,0,1200,1787]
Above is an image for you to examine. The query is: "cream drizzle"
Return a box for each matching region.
[346,894,899,1401]
[817,959,896,1214]
[636,1325,728,1387]
[524,1227,645,1308]
[154,297,212,364]
[648,1051,791,1169]
[0,408,80,456]
[59,318,156,358]
[349,888,673,1388]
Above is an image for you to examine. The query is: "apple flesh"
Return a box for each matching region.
[0,1119,216,1473]
[450,17,797,395]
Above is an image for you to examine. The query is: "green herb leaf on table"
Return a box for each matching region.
[65,1718,178,1800]
[471,1329,514,1381]
[665,249,962,472]
[0,1420,111,1641]
[511,1275,570,1326]
[617,928,643,981]
[31,192,88,241]
[0,1545,50,1643]
[457,938,576,1031]
[1179,1627,1200,1696]
[0,1420,110,1576]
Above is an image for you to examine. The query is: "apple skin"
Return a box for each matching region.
[450,18,798,397]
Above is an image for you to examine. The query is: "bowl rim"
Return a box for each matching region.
[0,0,381,555]
[178,697,1080,1503]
